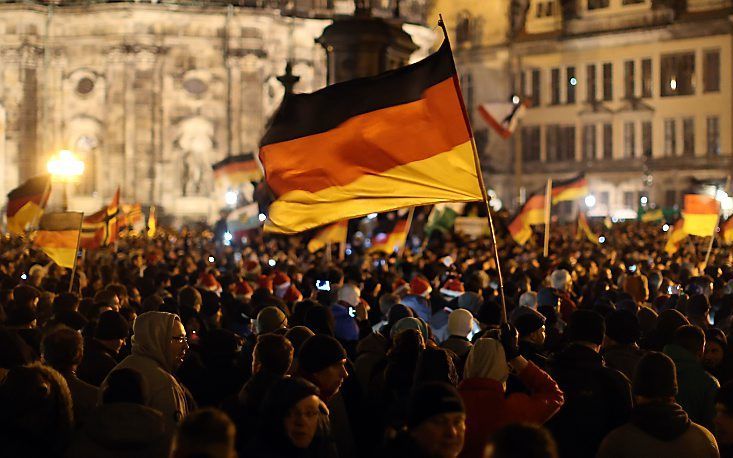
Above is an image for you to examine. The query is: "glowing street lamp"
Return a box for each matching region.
[47,149,84,211]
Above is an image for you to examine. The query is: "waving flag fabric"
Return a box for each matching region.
[259,39,483,234]
[6,175,51,234]
[34,212,82,269]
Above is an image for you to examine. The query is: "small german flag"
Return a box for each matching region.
[147,206,157,238]
[6,175,51,235]
[212,153,262,190]
[259,39,483,234]
[308,220,348,254]
[682,194,719,237]
[81,188,120,249]
[508,193,545,245]
[640,208,664,223]
[722,216,733,245]
[369,216,409,254]
[665,219,687,255]
[551,174,588,205]
[577,212,599,244]
[34,212,83,269]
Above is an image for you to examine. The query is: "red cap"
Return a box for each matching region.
[258,275,273,292]
[410,275,432,297]
[283,284,303,303]
[198,273,221,292]
[273,271,291,287]
[440,278,465,298]
[234,280,253,297]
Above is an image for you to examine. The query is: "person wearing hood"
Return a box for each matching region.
[67,368,171,458]
[663,324,720,431]
[597,351,719,457]
[102,311,192,427]
[458,332,563,458]
[248,377,338,458]
[545,310,632,458]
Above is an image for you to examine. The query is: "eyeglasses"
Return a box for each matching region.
[171,335,189,344]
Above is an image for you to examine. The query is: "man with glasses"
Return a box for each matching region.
[102,311,192,427]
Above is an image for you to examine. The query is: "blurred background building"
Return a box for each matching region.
[431,0,732,220]
[0,0,434,218]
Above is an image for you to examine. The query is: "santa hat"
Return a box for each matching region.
[440,278,465,298]
[258,275,273,292]
[198,273,222,294]
[283,284,303,304]
[393,278,409,296]
[273,271,291,298]
[244,260,261,276]
[410,275,432,297]
[233,280,254,299]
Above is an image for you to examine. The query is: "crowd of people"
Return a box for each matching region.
[1,219,733,458]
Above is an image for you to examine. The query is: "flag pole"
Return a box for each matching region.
[703,175,730,268]
[69,212,83,293]
[398,206,415,258]
[439,15,508,323]
[326,242,332,263]
[543,179,552,257]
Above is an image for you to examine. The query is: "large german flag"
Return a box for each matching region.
[34,212,83,269]
[212,153,262,189]
[307,220,348,254]
[6,175,51,235]
[259,40,483,234]
[682,194,719,237]
[80,188,120,249]
[508,193,545,245]
[551,174,588,204]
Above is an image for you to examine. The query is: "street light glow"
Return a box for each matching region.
[585,194,596,208]
[663,224,670,232]
[225,191,238,206]
[570,77,577,86]
[47,149,84,181]
[640,196,648,205]
[258,213,267,222]
[512,95,520,104]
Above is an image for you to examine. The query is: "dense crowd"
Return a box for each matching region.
[1,219,733,458]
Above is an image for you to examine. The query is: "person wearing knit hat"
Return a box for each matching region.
[441,309,474,363]
[597,351,719,458]
[296,334,348,401]
[602,310,645,380]
[391,316,429,343]
[458,337,564,458]
[77,310,130,387]
[546,309,632,458]
[441,278,465,299]
[380,382,466,458]
[256,306,288,335]
[410,275,432,298]
[513,308,547,367]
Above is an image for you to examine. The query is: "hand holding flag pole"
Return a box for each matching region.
[439,14,508,324]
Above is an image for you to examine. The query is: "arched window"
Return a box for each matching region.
[455,11,471,45]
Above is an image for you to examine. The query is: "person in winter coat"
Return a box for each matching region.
[102,311,192,427]
[597,352,719,457]
[41,328,99,427]
[442,309,474,375]
[66,368,171,458]
[601,310,646,380]
[248,377,338,458]
[77,309,130,386]
[458,334,564,458]
[170,408,237,458]
[663,324,720,431]
[546,310,632,458]
[380,382,466,458]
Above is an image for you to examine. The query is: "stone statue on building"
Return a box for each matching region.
[508,0,530,38]
[176,116,215,197]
